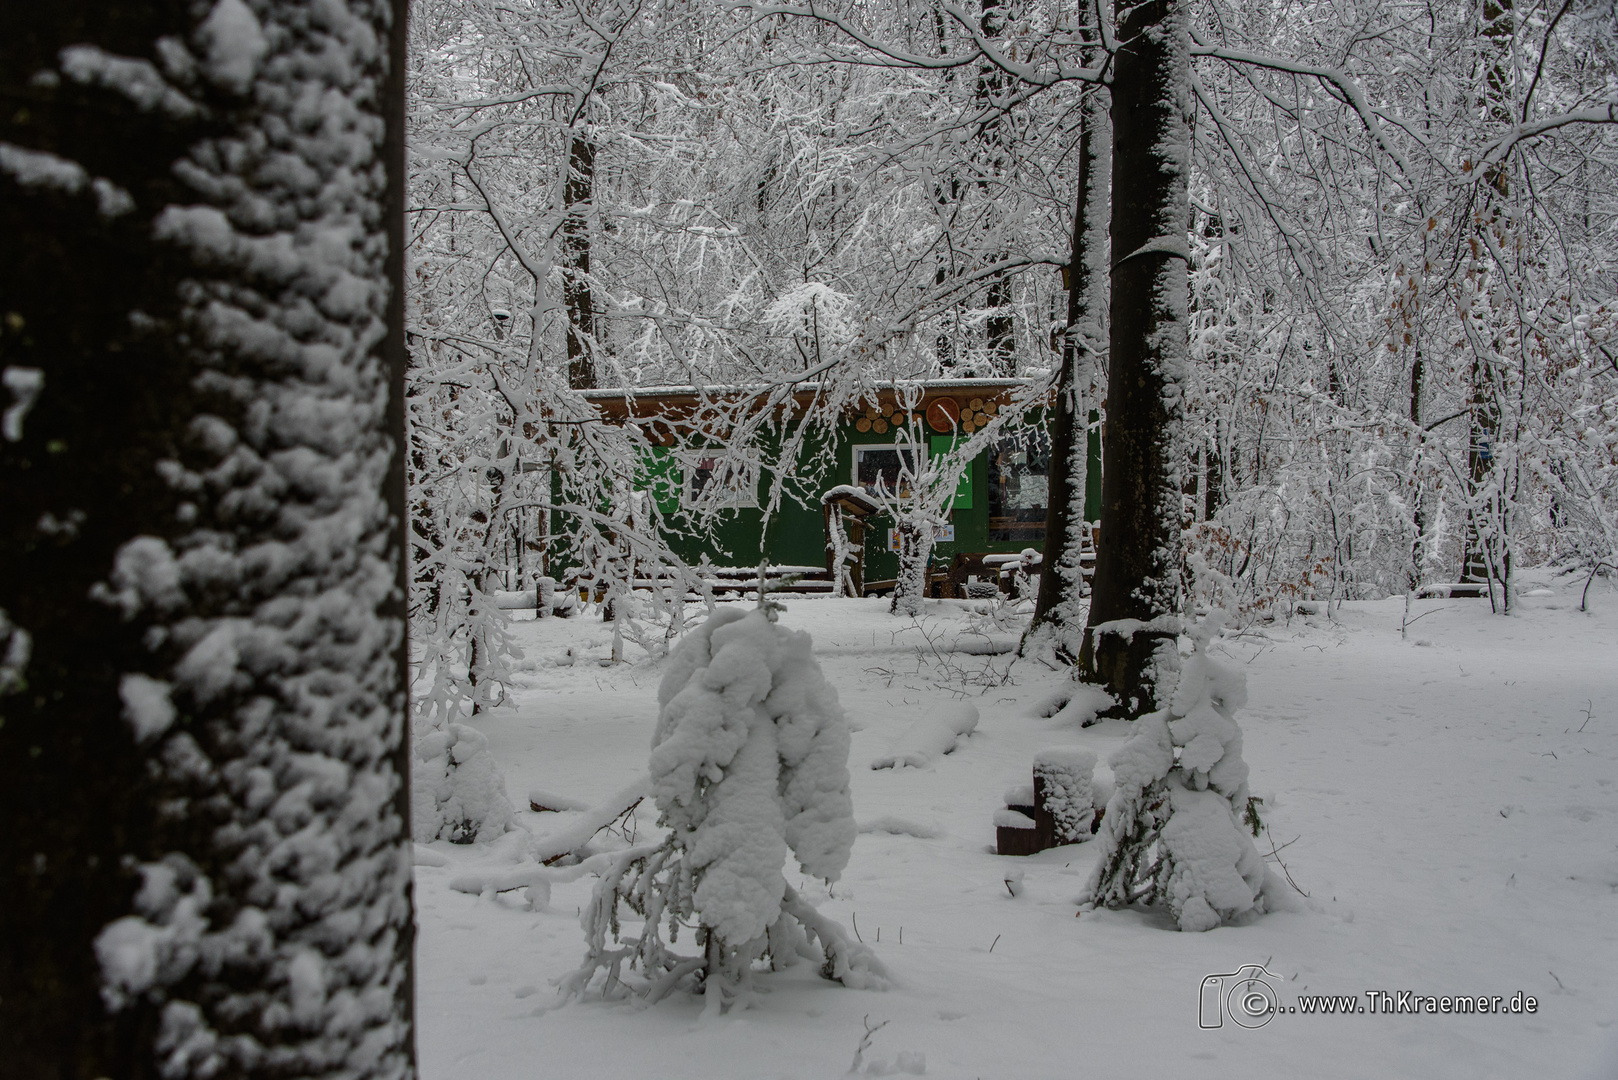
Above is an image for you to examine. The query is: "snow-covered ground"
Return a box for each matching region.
[414,575,1618,1080]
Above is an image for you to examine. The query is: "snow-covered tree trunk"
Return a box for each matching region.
[1079,0,1192,715]
[1030,63,1111,657]
[826,501,857,598]
[890,515,934,618]
[0,2,416,1076]
[977,0,1016,375]
[562,129,597,390]
[867,388,959,619]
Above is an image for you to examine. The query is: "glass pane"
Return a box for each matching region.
[987,431,1050,543]
[854,447,919,498]
[688,456,753,506]
[690,457,718,499]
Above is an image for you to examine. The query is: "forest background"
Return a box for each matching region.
[404,0,1618,721]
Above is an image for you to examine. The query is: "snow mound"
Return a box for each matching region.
[871,702,979,769]
[527,788,592,812]
[1027,687,1075,719]
[1003,783,1035,807]
[1052,684,1113,726]
[994,808,1036,829]
[858,816,944,839]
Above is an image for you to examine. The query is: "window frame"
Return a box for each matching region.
[851,442,923,500]
[986,431,1051,544]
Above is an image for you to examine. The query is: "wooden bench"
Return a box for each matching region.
[570,564,835,603]
[1416,582,1492,599]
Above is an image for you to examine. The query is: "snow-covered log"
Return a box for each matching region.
[531,776,648,864]
[870,702,980,770]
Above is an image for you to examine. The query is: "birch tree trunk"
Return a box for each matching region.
[1078,0,1192,715]
[0,1,415,1076]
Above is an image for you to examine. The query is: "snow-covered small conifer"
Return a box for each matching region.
[412,723,516,844]
[1080,587,1279,930]
[570,604,888,1010]
[409,611,518,844]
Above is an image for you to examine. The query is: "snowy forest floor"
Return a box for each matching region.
[414,572,1618,1080]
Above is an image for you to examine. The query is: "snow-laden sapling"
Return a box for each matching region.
[567,604,889,1011]
[411,586,519,843]
[411,722,516,844]
[1079,608,1282,931]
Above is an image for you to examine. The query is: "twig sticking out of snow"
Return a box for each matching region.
[1260,826,1310,898]
[849,1015,890,1074]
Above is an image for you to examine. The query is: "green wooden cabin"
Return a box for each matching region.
[581,380,1101,591]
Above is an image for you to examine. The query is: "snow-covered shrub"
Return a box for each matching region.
[1034,748,1097,843]
[408,599,519,845]
[568,605,889,1011]
[407,511,523,845]
[411,723,515,844]
[1079,610,1278,931]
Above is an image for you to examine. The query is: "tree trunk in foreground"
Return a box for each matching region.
[1078,0,1191,716]
[0,1,415,1077]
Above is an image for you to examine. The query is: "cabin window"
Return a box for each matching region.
[686,455,757,509]
[987,431,1049,543]
[852,444,922,499]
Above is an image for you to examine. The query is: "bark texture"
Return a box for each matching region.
[563,131,596,390]
[1079,0,1192,715]
[0,1,415,1076]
